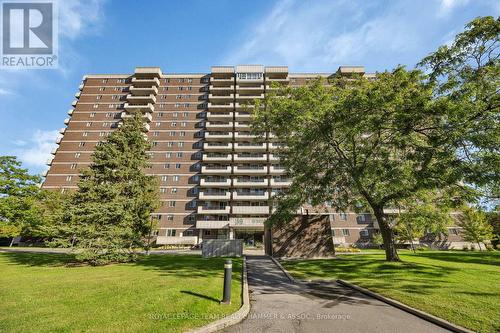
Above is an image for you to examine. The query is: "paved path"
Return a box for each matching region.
[223,255,451,333]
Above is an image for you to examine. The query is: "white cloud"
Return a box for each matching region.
[16,130,60,169]
[0,88,15,95]
[438,0,470,16]
[58,0,107,40]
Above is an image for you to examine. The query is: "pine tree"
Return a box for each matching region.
[59,113,159,265]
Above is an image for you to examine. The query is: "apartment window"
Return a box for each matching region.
[99,131,106,137]
[114,87,120,91]
[183,112,189,118]
[356,214,367,223]
[79,142,85,147]
[450,228,459,235]
[175,103,180,108]
[165,152,172,158]
[173,112,179,117]
[116,79,125,83]
[184,229,194,236]
[82,132,88,137]
[176,152,183,158]
[164,163,170,169]
[181,122,187,127]
[176,95,181,99]
[160,188,167,193]
[102,79,108,83]
[360,229,369,237]
[152,142,158,147]
[171,122,177,127]
[93,104,99,109]
[96,95,102,100]
[169,131,176,136]
[167,215,174,221]
[179,131,185,137]
[204,230,211,236]
[178,142,184,147]
[66,176,72,182]
[342,229,350,236]
[99,87,105,91]
[167,229,176,237]
[102,122,109,127]
[168,201,176,207]
[70,163,77,169]
[175,163,181,169]
[339,213,347,220]
[105,112,112,117]
[331,229,336,237]
[173,175,180,182]
[161,176,168,181]
[61,188,67,194]
[86,122,92,127]
[153,131,159,137]
[155,122,161,127]
[158,112,164,117]
[167,142,174,147]
[164,78,170,83]
[192,175,200,182]
[112,95,118,100]
[171,188,178,194]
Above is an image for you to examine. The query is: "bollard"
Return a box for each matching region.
[221,259,232,304]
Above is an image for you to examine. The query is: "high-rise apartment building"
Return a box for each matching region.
[43,65,466,250]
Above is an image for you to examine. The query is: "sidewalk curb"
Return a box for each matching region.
[270,256,295,283]
[337,279,475,333]
[186,256,250,333]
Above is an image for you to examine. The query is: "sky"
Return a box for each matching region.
[0,0,498,175]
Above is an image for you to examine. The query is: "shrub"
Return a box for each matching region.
[470,244,476,251]
[462,245,469,251]
[485,244,494,251]
[496,244,500,250]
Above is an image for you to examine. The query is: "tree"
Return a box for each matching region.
[254,68,462,262]
[372,233,383,249]
[458,206,494,250]
[0,156,42,246]
[419,16,500,202]
[52,113,159,265]
[394,191,453,252]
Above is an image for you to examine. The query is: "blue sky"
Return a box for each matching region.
[0,0,498,175]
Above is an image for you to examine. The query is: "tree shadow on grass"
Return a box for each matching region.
[0,251,76,267]
[415,251,500,266]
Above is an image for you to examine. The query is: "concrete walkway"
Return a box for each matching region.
[223,255,451,333]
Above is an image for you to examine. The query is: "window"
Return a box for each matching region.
[160,188,167,193]
[171,122,177,127]
[204,230,211,236]
[178,142,184,147]
[66,176,72,181]
[70,163,77,169]
[181,122,187,127]
[179,131,186,137]
[356,214,367,223]
[176,152,183,158]
[93,104,99,109]
[167,142,174,147]
[339,213,347,220]
[169,131,176,136]
[360,229,369,237]
[450,228,459,235]
[99,87,105,91]
[173,112,178,117]
[152,142,158,147]
[167,215,174,221]
[86,122,92,127]
[168,201,176,207]
[74,153,81,158]
[183,112,189,117]
[164,163,170,169]
[167,229,176,237]
[99,131,106,137]
[78,142,85,147]
[105,112,112,117]
[153,131,159,137]
[331,229,336,236]
[165,152,172,158]
[155,122,161,127]
[102,122,109,127]
[161,176,168,181]
[96,95,102,100]
[102,79,108,83]
[173,175,180,182]
[175,163,181,169]
[342,229,350,236]
[82,132,88,137]
[184,229,194,236]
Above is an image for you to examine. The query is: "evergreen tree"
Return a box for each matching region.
[56,113,159,265]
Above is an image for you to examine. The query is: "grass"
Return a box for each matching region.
[0,252,242,333]
[282,250,500,333]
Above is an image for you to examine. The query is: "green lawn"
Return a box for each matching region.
[282,251,500,333]
[0,252,242,333]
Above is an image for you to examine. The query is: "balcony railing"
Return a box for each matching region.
[203,142,233,151]
[206,112,233,120]
[232,206,269,214]
[127,94,156,104]
[131,77,160,87]
[204,132,233,140]
[270,179,291,187]
[129,86,158,95]
[124,102,154,113]
[197,206,231,214]
[269,166,286,174]
[233,178,268,187]
[234,112,251,120]
[199,191,231,200]
[202,154,232,162]
[201,166,232,174]
[233,154,267,162]
[232,192,269,200]
[200,178,232,187]
[209,85,234,91]
[207,102,234,110]
[233,166,268,174]
[121,111,152,122]
[205,121,233,130]
[234,142,266,151]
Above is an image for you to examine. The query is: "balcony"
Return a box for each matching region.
[203,142,233,151]
[196,220,230,229]
[269,165,286,174]
[121,111,152,122]
[235,93,265,100]
[200,178,232,187]
[268,142,285,150]
[232,206,269,214]
[266,76,290,83]
[55,137,62,144]
[234,112,251,121]
[131,77,160,87]
[268,154,281,162]
[208,94,234,102]
[233,166,268,174]
[234,142,266,151]
[236,78,264,85]
[206,112,233,121]
[67,109,74,116]
[205,121,233,130]
[234,122,250,130]
[233,153,267,162]
[46,157,53,166]
[78,83,84,90]
[124,102,154,113]
[75,91,81,98]
[197,206,231,214]
[59,128,66,134]
[270,179,291,187]
[233,191,269,200]
[71,100,77,107]
[207,102,234,111]
[210,77,234,87]
[199,191,231,200]
[235,102,260,111]
[204,132,233,141]
[236,85,264,92]
[233,178,268,187]
[201,165,232,174]
[209,85,234,91]
[135,67,162,77]
[129,86,158,95]
[202,153,232,162]
[64,118,70,125]
[127,94,156,104]
[50,148,57,155]
[234,132,260,140]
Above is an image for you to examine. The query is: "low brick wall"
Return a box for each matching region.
[272,215,334,258]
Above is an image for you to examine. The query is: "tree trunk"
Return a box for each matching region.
[373,207,400,262]
[477,241,482,252]
[9,237,14,247]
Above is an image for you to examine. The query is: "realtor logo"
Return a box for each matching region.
[1,1,58,68]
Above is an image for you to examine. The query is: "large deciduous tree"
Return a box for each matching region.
[53,113,159,265]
